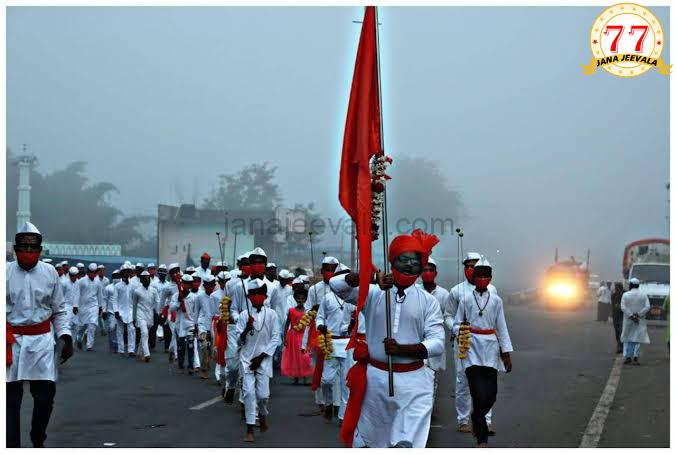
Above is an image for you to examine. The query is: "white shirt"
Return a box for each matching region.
[316,292,356,358]
[448,280,498,327]
[111,280,134,324]
[419,283,451,371]
[98,275,110,288]
[73,276,104,325]
[597,286,612,304]
[307,280,331,310]
[453,289,513,372]
[61,278,78,313]
[236,306,280,378]
[150,279,168,314]
[6,261,71,382]
[330,275,445,365]
[195,266,212,282]
[170,291,198,337]
[270,284,293,327]
[620,288,651,343]
[132,285,159,326]
[103,282,117,313]
[197,291,218,335]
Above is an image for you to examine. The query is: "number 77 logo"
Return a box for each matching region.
[604,25,650,53]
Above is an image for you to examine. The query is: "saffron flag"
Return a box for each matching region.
[338,5,381,313]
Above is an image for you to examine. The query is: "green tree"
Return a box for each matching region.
[203,162,282,211]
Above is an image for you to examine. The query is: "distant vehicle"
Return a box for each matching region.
[542,250,590,311]
[623,238,670,321]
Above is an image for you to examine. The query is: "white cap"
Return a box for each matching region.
[140,271,150,276]
[279,269,294,279]
[122,263,134,270]
[336,263,350,273]
[112,269,120,275]
[299,274,310,283]
[42,258,53,264]
[168,263,180,271]
[97,264,105,270]
[87,263,98,272]
[147,263,156,268]
[60,260,69,266]
[203,275,216,284]
[322,256,339,265]
[249,247,267,258]
[247,278,267,292]
[629,278,640,285]
[158,264,167,271]
[474,256,492,269]
[135,262,144,268]
[237,254,247,262]
[463,252,482,264]
[427,257,437,267]
[18,222,41,235]
[292,277,305,285]
[217,271,231,280]
[77,263,85,268]
[181,274,194,282]
[231,269,241,278]
[68,266,79,275]
[266,262,277,269]
[186,266,196,273]
[124,260,132,266]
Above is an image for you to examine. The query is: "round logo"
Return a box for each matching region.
[589,3,664,78]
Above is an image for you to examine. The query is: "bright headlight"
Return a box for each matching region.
[547,283,577,298]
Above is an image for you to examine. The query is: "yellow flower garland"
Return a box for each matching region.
[293,309,317,332]
[219,296,232,324]
[457,322,471,359]
[317,331,334,360]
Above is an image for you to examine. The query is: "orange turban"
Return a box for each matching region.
[389,229,440,267]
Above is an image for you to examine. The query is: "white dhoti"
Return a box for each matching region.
[321,337,349,417]
[353,364,434,448]
[137,319,150,358]
[241,371,270,425]
[224,324,240,390]
[116,320,136,354]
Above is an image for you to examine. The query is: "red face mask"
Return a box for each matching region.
[250,263,266,278]
[16,251,41,270]
[219,282,226,290]
[464,267,474,282]
[321,271,335,282]
[240,265,251,276]
[421,270,436,284]
[474,277,492,291]
[391,269,418,288]
[249,294,266,307]
[191,281,201,291]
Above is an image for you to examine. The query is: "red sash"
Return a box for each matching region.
[470,327,496,335]
[170,311,177,323]
[311,346,325,391]
[6,319,52,367]
[212,317,227,366]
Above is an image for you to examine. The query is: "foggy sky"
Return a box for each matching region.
[7,6,670,291]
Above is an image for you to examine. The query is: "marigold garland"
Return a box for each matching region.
[317,331,334,360]
[293,309,317,332]
[219,296,231,324]
[457,322,471,359]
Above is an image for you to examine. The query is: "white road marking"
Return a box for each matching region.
[190,396,222,410]
[430,425,443,428]
[579,355,624,447]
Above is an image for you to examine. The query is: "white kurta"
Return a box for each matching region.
[330,275,445,448]
[315,292,355,358]
[111,280,134,324]
[132,285,159,326]
[103,282,117,314]
[453,289,513,372]
[236,306,280,378]
[150,279,168,314]
[196,292,217,335]
[307,280,331,310]
[73,276,104,325]
[6,261,71,382]
[194,266,212,282]
[170,292,198,337]
[597,286,612,304]
[620,289,651,344]
[448,280,497,323]
[419,284,451,371]
[61,279,78,319]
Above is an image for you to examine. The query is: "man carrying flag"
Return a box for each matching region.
[330,229,445,447]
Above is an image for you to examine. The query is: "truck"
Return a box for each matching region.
[623,238,670,321]
[542,249,590,311]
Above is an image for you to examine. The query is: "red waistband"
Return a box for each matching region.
[9,319,52,336]
[368,358,424,372]
[211,316,220,320]
[470,327,496,335]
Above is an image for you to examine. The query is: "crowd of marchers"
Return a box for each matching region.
[8,222,515,448]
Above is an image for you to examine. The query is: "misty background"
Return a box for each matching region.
[7,6,670,293]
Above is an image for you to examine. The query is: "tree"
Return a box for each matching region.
[202,162,282,211]
[6,148,156,255]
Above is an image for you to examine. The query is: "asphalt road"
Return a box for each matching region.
[16,302,669,447]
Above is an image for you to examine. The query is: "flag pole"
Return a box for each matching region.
[374,5,394,397]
